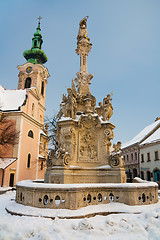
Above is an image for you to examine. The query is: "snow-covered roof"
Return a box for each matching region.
[140,127,160,146]
[40,129,47,137]
[38,154,46,159]
[0,85,27,111]
[122,120,160,149]
[0,158,17,169]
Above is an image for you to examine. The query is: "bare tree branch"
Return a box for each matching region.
[45,115,57,151]
[0,115,19,157]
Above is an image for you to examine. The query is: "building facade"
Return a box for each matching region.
[122,119,160,182]
[139,127,160,182]
[0,20,49,187]
[122,144,139,181]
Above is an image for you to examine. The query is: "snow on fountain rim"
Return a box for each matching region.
[16,178,158,189]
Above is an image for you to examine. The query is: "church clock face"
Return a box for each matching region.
[26,66,32,73]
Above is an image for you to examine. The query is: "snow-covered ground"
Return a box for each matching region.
[1,191,160,240]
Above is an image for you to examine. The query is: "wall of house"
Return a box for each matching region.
[16,117,40,182]
[0,113,47,185]
[140,142,160,181]
[0,161,17,187]
[122,145,139,181]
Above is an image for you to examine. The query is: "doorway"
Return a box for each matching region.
[154,169,160,182]
[9,173,14,187]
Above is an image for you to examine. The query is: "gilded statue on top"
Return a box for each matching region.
[77,16,89,42]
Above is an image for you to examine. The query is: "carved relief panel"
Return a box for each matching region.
[78,130,98,162]
[57,126,77,160]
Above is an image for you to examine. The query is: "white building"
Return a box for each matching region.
[122,118,160,182]
[139,127,160,182]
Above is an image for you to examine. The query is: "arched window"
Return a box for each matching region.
[27,153,31,168]
[24,77,31,88]
[41,81,44,95]
[31,103,34,117]
[41,162,43,170]
[34,40,37,48]
[28,130,34,138]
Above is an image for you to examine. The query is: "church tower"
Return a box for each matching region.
[14,18,49,183]
[17,17,49,125]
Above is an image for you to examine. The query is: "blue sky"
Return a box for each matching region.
[0,0,160,144]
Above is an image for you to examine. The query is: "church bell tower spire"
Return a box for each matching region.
[17,18,49,124]
[23,17,48,64]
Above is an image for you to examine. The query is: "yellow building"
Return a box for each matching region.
[0,19,49,187]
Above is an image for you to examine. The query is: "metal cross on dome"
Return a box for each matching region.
[38,16,42,23]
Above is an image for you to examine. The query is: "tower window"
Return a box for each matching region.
[28,130,34,138]
[25,77,31,88]
[27,153,31,168]
[41,162,43,170]
[41,81,44,95]
[34,40,37,48]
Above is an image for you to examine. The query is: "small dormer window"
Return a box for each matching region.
[41,81,44,95]
[28,130,34,138]
[25,77,31,88]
